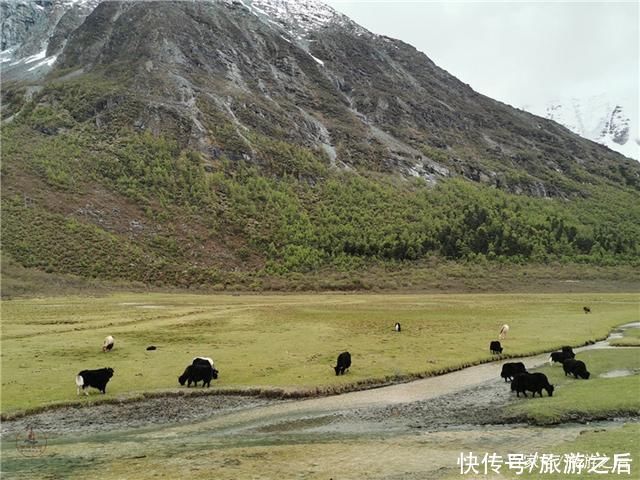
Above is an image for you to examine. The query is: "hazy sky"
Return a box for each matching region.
[324,1,639,110]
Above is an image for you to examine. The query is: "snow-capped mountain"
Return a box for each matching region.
[1,0,100,81]
[526,95,639,160]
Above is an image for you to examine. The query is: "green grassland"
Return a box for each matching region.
[1,292,637,416]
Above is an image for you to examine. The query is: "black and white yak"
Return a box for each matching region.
[76,368,114,395]
[178,357,219,388]
[178,364,218,387]
[102,335,114,352]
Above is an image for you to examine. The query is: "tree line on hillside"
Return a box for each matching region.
[1,79,639,282]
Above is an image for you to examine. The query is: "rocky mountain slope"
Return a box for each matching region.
[4,0,639,194]
[1,0,639,288]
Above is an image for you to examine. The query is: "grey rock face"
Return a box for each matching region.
[607,106,629,145]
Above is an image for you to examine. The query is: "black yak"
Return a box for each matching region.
[334,351,351,375]
[500,362,527,382]
[563,359,591,379]
[511,372,554,397]
[550,351,575,364]
[490,341,503,354]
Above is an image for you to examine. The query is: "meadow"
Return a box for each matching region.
[1,292,638,416]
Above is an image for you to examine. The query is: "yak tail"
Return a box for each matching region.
[75,375,84,387]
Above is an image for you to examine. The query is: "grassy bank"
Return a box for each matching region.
[507,349,640,425]
[610,327,640,347]
[1,292,637,415]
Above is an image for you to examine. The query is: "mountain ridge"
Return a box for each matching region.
[1,0,639,288]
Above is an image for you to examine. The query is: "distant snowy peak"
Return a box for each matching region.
[528,95,639,160]
[542,96,629,146]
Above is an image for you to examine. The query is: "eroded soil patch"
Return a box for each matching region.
[0,395,281,438]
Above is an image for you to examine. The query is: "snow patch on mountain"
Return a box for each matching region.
[228,0,356,68]
[28,54,58,71]
[251,0,340,32]
[236,0,368,39]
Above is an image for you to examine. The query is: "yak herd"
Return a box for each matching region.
[493,307,593,399]
[76,334,352,395]
[75,308,592,398]
[498,345,591,398]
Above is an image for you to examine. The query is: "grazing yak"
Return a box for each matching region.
[76,368,114,395]
[583,306,591,313]
[490,341,503,354]
[102,335,114,352]
[334,351,351,375]
[563,359,591,379]
[178,364,218,388]
[511,372,554,397]
[550,350,575,364]
[394,322,401,332]
[500,362,527,382]
[499,324,509,340]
